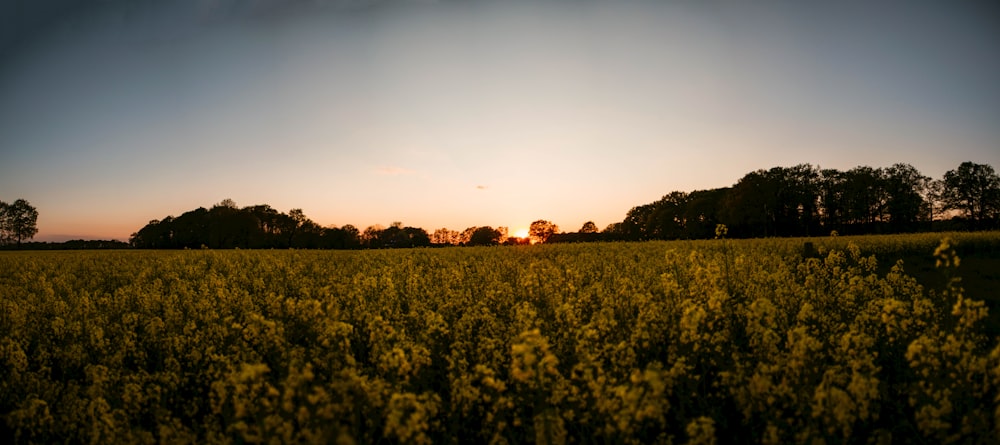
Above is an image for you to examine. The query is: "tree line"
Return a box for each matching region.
[122,161,999,249]
[6,161,996,250]
[128,201,540,250]
[600,161,999,242]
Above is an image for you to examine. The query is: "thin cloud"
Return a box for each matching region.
[476,185,488,190]
[376,166,414,176]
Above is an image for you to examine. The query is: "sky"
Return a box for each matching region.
[1,0,999,242]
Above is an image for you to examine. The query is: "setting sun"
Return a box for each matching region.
[513,228,529,239]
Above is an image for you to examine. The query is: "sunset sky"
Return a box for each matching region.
[2,0,999,242]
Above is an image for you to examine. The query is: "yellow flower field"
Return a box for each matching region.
[1,233,998,444]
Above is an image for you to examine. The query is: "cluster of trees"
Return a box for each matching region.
[127,161,999,249]
[129,199,544,249]
[0,199,38,248]
[130,199,362,249]
[602,161,1000,241]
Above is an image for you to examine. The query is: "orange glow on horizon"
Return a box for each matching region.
[513,228,529,239]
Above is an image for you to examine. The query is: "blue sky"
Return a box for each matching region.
[1,0,998,241]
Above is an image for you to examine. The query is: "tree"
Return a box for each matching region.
[842,166,888,227]
[173,207,210,248]
[0,199,39,248]
[362,225,386,248]
[529,220,559,244]
[402,226,431,247]
[332,225,362,249]
[130,218,173,248]
[648,191,688,239]
[207,204,255,248]
[459,227,478,245]
[883,163,930,231]
[925,179,947,221]
[215,198,238,209]
[683,188,728,239]
[779,164,822,236]
[818,168,847,231]
[496,226,510,244]
[432,228,460,245]
[941,162,1000,224]
[468,226,502,246]
[622,204,656,240]
[720,171,777,237]
[579,221,599,234]
[603,222,625,240]
[0,200,7,245]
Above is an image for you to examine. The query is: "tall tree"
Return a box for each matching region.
[780,164,822,236]
[883,163,930,231]
[468,226,502,246]
[131,218,173,248]
[622,204,656,240]
[721,170,778,237]
[496,226,510,244]
[603,222,625,240]
[0,199,39,248]
[208,204,253,248]
[362,225,386,248]
[0,200,7,245]
[374,224,430,248]
[648,191,688,239]
[683,188,728,239]
[431,228,460,245]
[459,227,478,245]
[173,207,210,248]
[925,179,947,222]
[529,220,559,244]
[404,226,431,247]
[819,168,847,232]
[842,166,888,227]
[335,225,362,249]
[579,221,599,234]
[941,161,1000,224]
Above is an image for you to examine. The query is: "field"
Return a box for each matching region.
[2,233,999,444]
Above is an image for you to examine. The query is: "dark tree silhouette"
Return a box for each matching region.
[883,163,931,231]
[0,199,39,248]
[468,226,502,246]
[843,166,888,228]
[356,222,430,248]
[622,204,655,240]
[941,162,1000,225]
[610,161,997,241]
[362,224,385,248]
[819,168,848,232]
[130,201,362,249]
[432,228,460,245]
[683,188,728,239]
[529,220,559,244]
[124,161,997,249]
[328,225,361,249]
[649,191,688,239]
[603,222,625,240]
[780,164,822,236]
[0,200,8,246]
[721,170,778,237]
